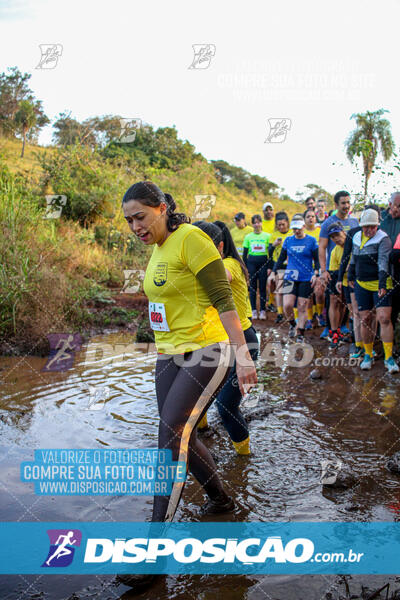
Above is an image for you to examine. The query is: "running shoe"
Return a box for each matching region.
[305,319,313,330]
[320,326,330,340]
[275,314,284,324]
[259,310,267,320]
[350,345,364,359]
[317,314,326,327]
[340,325,351,335]
[289,324,296,338]
[267,303,277,313]
[252,310,258,319]
[384,357,400,374]
[360,354,373,370]
[329,331,339,349]
[296,334,305,343]
[200,495,235,515]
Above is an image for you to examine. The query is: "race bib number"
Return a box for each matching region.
[250,241,266,253]
[148,302,170,332]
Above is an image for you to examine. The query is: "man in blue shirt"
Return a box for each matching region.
[318,190,359,339]
[272,215,319,343]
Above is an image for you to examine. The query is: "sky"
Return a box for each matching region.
[1,0,400,202]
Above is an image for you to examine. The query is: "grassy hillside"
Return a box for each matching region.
[0,136,302,353]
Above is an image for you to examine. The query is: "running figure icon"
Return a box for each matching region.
[46,531,77,566]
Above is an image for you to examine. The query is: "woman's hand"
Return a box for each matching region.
[378,288,387,298]
[236,349,258,397]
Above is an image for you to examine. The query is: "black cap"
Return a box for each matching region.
[234,212,245,220]
[327,221,344,236]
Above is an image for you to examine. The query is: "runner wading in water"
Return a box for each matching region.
[118,182,257,590]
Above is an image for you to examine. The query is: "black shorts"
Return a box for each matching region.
[354,281,392,311]
[329,271,339,296]
[282,279,312,299]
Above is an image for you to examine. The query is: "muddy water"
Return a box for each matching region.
[1,324,400,599]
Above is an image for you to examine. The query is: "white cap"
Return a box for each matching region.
[360,208,379,226]
[263,202,273,210]
[290,218,305,229]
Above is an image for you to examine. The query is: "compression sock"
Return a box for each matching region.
[316,303,323,315]
[268,293,274,305]
[294,308,299,320]
[307,308,313,320]
[277,306,283,315]
[364,342,373,357]
[198,413,208,429]
[232,436,250,455]
[383,342,393,360]
[356,341,363,349]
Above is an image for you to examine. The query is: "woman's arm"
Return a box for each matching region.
[196,259,257,395]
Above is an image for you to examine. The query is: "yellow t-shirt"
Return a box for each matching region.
[262,219,275,235]
[223,257,251,332]
[269,229,293,262]
[305,227,320,242]
[143,223,229,354]
[357,233,393,291]
[329,244,348,285]
[230,225,253,256]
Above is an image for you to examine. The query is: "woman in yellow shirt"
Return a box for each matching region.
[119,182,257,589]
[194,220,259,456]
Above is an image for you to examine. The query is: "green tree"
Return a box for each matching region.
[14,100,38,157]
[0,67,48,140]
[345,109,395,199]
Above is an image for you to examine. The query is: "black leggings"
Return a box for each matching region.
[214,326,259,443]
[152,342,234,522]
[247,256,268,311]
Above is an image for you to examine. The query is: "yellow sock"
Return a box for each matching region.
[232,436,250,455]
[277,305,283,315]
[356,341,363,348]
[313,304,317,314]
[294,308,299,320]
[364,342,373,357]
[198,413,208,429]
[307,308,313,320]
[268,293,274,305]
[383,342,393,360]
[316,303,323,315]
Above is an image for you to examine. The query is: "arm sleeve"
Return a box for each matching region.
[378,235,393,289]
[274,247,287,272]
[268,243,274,259]
[312,247,320,271]
[338,232,354,283]
[243,247,248,264]
[348,252,356,282]
[196,259,236,314]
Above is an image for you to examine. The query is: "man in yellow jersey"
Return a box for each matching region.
[230,212,253,257]
[348,209,399,373]
[262,202,275,235]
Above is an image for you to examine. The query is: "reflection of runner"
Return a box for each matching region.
[46,531,76,565]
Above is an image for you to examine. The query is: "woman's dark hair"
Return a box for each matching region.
[213,220,249,284]
[122,181,190,232]
[275,211,289,223]
[251,214,262,224]
[193,220,249,285]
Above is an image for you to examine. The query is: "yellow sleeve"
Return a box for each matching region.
[329,247,339,271]
[223,257,240,281]
[181,227,222,275]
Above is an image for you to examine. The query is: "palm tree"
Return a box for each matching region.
[345,109,395,200]
[14,100,37,158]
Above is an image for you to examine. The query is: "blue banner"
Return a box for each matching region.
[1,522,400,574]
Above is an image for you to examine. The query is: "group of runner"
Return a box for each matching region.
[232,191,400,373]
[117,180,400,590]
